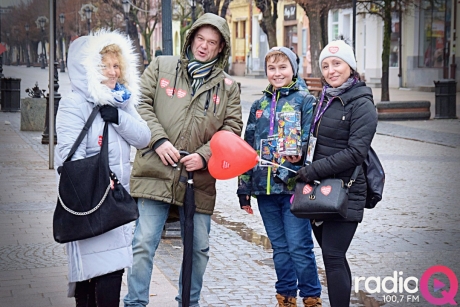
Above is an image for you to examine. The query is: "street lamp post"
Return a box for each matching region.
[42,0,61,145]
[84,6,92,34]
[38,16,47,69]
[25,24,30,67]
[191,0,196,23]
[59,13,65,72]
[122,0,131,35]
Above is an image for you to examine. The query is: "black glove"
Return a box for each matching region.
[297,166,309,183]
[238,194,251,209]
[100,105,119,125]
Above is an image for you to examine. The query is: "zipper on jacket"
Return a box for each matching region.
[213,83,220,116]
[337,97,346,120]
[171,60,181,98]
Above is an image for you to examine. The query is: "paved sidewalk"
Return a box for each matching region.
[1,65,460,306]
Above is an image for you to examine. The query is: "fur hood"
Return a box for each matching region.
[67,29,141,108]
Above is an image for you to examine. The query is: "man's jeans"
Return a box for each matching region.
[257,194,321,298]
[124,198,211,307]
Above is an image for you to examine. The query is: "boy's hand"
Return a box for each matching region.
[285,155,302,163]
[238,195,253,214]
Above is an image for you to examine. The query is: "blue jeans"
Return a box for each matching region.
[257,194,321,298]
[123,198,211,307]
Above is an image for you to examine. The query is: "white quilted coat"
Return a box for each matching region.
[54,30,150,297]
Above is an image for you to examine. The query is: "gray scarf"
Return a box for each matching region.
[324,77,357,99]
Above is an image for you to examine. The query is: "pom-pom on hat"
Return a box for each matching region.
[264,46,299,77]
[319,40,357,71]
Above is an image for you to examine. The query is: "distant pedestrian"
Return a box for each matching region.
[297,40,378,307]
[55,29,150,307]
[237,46,322,307]
[140,45,148,68]
[154,46,163,57]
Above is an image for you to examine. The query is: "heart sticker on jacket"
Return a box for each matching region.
[321,185,332,196]
[302,184,313,194]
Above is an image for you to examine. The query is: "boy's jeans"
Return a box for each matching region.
[124,198,211,307]
[257,194,321,298]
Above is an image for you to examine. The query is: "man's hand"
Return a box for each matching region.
[155,141,181,166]
[180,153,204,172]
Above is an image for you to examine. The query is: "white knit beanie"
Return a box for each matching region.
[319,40,357,71]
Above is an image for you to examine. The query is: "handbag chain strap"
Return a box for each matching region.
[57,177,111,215]
[58,105,111,215]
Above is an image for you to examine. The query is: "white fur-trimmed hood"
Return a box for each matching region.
[67,29,141,107]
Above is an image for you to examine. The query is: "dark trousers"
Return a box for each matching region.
[74,269,124,307]
[312,221,358,307]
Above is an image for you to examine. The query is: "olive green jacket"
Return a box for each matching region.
[130,13,243,214]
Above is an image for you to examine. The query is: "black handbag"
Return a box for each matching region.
[363,147,385,209]
[290,167,359,220]
[53,106,139,244]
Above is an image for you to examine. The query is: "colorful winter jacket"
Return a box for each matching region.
[237,78,314,196]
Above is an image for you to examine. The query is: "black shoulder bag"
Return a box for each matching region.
[53,106,139,244]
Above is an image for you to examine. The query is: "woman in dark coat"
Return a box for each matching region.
[297,40,378,307]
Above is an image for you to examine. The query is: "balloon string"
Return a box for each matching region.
[258,158,298,174]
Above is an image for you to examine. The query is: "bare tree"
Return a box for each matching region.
[358,0,415,101]
[254,0,279,48]
[198,0,231,17]
[294,0,349,76]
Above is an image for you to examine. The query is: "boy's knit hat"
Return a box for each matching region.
[264,46,299,77]
[319,40,357,71]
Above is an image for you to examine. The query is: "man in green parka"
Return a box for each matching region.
[124,13,243,307]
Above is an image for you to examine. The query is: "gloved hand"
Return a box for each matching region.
[297,166,309,183]
[100,105,119,125]
[238,194,253,214]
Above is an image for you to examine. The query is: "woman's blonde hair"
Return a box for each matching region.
[100,44,127,85]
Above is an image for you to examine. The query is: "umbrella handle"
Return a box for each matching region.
[179,150,190,157]
[179,151,193,179]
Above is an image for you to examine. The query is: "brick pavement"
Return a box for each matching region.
[1,65,460,306]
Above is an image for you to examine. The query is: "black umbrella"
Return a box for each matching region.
[179,151,196,307]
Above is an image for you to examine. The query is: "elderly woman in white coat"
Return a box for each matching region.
[55,30,150,306]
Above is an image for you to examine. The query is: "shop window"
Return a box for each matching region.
[332,10,339,40]
[419,0,451,68]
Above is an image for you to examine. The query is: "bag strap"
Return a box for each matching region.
[65,106,101,162]
[346,165,361,188]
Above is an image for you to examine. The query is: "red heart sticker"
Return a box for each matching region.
[208,131,259,180]
[160,78,170,88]
[224,78,233,85]
[302,184,313,194]
[213,94,220,104]
[256,110,263,119]
[329,46,339,54]
[177,89,187,98]
[98,135,103,146]
[165,87,173,97]
[321,185,332,196]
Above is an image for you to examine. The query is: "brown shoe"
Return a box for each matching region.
[276,293,297,307]
[303,296,322,307]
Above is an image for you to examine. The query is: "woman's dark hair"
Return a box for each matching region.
[321,69,361,86]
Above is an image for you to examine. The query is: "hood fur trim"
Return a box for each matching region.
[78,29,141,107]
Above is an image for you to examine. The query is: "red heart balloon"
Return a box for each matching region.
[208,130,259,180]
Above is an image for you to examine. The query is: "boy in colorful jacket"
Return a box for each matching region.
[237,47,322,307]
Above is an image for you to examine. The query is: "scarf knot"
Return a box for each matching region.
[324,77,358,99]
[186,47,218,96]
